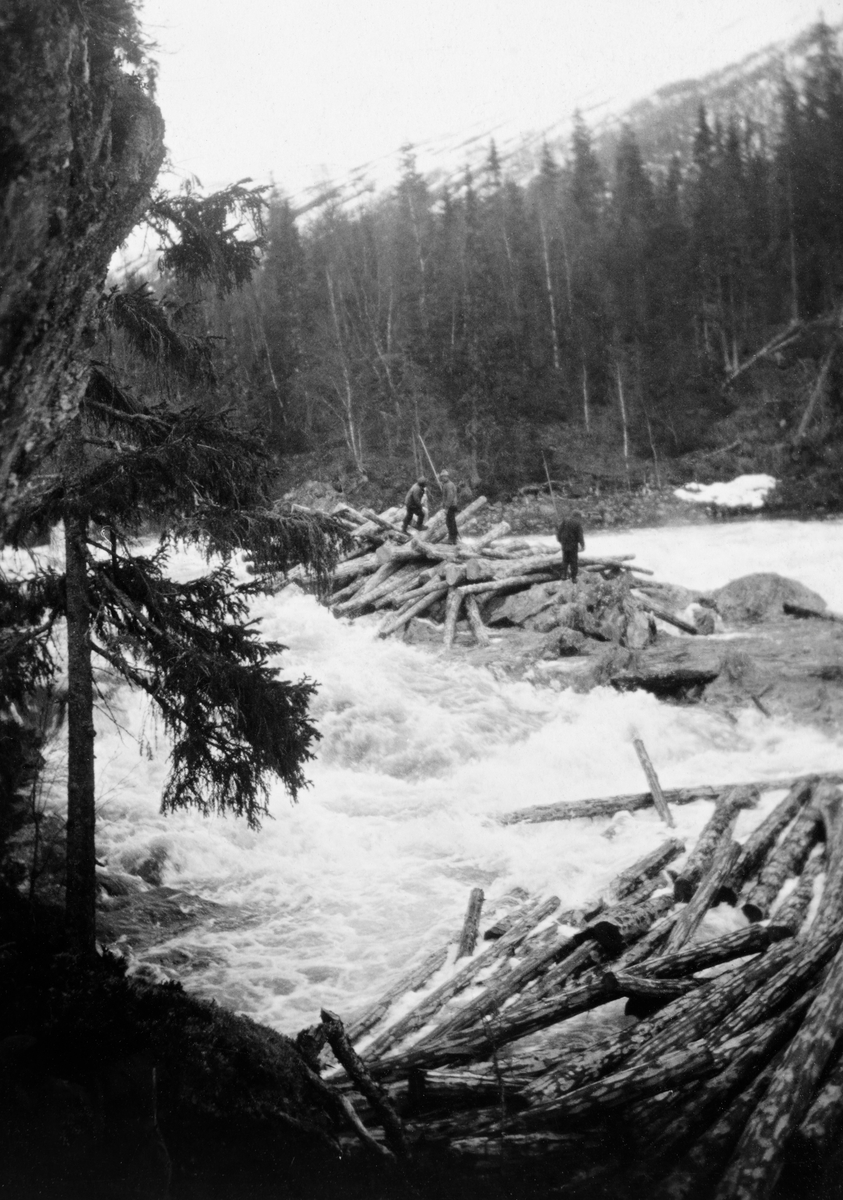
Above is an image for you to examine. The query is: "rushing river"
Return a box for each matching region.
[27,519,843,1033]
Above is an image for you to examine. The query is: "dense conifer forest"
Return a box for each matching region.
[152,21,843,501]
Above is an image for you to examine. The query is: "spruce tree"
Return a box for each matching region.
[2,185,347,955]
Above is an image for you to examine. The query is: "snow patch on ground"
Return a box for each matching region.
[674,474,777,509]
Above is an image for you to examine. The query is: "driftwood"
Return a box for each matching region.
[741,803,823,922]
[663,835,741,953]
[674,786,756,901]
[716,932,843,1200]
[455,888,484,960]
[630,731,675,827]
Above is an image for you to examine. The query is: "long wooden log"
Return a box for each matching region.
[525,941,607,1003]
[583,893,674,955]
[455,888,484,961]
[663,834,741,954]
[674,786,757,901]
[639,990,815,1176]
[793,1046,843,1158]
[741,803,823,922]
[464,594,491,645]
[604,837,686,905]
[634,595,698,635]
[467,520,511,552]
[622,940,796,1070]
[507,1040,718,1130]
[635,923,792,979]
[377,585,448,638]
[443,588,463,649]
[345,940,456,1045]
[615,908,681,970]
[772,848,825,934]
[361,897,560,1062]
[715,928,843,1200]
[498,773,843,826]
[722,777,818,902]
[652,1056,780,1200]
[329,573,370,605]
[601,971,698,1001]
[321,1009,408,1157]
[332,551,380,583]
[630,732,675,827]
[457,572,557,598]
[710,922,843,1048]
[811,783,843,938]
[422,495,488,543]
[335,563,421,613]
[374,572,445,612]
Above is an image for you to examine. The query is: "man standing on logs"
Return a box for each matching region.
[401,478,428,533]
[556,509,585,583]
[440,470,459,544]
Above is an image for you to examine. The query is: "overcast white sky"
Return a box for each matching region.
[141,0,842,202]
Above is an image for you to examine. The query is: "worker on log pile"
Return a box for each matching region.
[556,509,585,583]
[401,478,428,533]
[440,470,459,544]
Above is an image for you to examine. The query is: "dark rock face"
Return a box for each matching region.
[713,573,827,622]
[0,0,165,515]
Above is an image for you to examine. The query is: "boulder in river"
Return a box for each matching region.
[713,573,827,622]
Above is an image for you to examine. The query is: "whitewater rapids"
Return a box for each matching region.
[26,519,843,1033]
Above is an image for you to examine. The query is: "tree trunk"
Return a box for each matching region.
[635,923,792,979]
[630,732,675,827]
[455,888,485,960]
[64,503,97,955]
[773,849,825,934]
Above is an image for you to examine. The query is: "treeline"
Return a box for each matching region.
[208,23,843,492]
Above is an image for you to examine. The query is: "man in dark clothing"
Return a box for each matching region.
[402,479,428,533]
[556,510,585,582]
[440,470,459,544]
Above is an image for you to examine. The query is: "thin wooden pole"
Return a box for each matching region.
[630,730,675,828]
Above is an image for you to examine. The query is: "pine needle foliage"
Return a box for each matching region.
[87,551,318,824]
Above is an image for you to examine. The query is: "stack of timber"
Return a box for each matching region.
[310,498,682,649]
[299,775,843,1199]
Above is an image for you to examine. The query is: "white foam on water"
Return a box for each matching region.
[13,519,843,1033]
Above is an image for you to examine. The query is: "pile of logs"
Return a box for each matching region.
[313,499,696,647]
[300,773,843,1199]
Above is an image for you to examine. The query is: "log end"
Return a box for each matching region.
[741,901,765,924]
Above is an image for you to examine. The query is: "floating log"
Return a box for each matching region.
[456,572,557,598]
[674,786,756,901]
[345,940,456,1045]
[716,931,843,1200]
[361,897,560,1062]
[722,777,818,902]
[455,888,484,961]
[584,892,674,955]
[663,835,741,954]
[635,923,792,979]
[605,837,686,904]
[321,1008,408,1157]
[741,803,823,922]
[418,927,578,1043]
[630,731,675,827]
[498,773,842,826]
[772,849,826,934]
